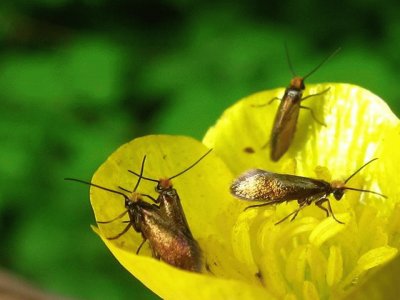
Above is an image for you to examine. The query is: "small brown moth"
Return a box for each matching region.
[230,158,386,224]
[65,156,202,272]
[128,149,212,238]
[267,46,340,161]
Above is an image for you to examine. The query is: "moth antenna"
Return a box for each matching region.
[128,154,158,182]
[343,187,387,198]
[169,149,212,180]
[118,186,131,193]
[64,178,129,201]
[302,47,341,80]
[128,149,212,181]
[133,155,147,192]
[128,171,158,182]
[344,158,379,184]
[285,42,296,77]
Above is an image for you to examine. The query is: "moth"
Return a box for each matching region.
[230,158,387,224]
[266,46,340,161]
[65,155,202,272]
[128,149,212,238]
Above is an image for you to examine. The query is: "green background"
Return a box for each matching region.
[1,1,399,299]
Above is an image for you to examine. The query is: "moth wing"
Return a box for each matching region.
[270,98,301,161]
[231,169,328,202]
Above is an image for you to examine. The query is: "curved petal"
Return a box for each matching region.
[94,227,275,299]
[90,135,267,298]
[203,83,400,298]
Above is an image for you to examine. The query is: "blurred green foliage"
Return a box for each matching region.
[0,0,399,299]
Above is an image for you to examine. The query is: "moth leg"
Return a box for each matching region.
[275,207,300,225]
[142,193,159,203]
[150,246,160,260]
[244,202,272,211]
[106,223,132,240]
[205,263,214,275]
[315,198,344,224]
[97,210,129,224]
[268,97,281,105]
[251,96,281,108]
[299,87,329,126]
[300,87,330,101]
[299,105,326,126]
[260,139,270,150]
[136,238,147,255]
[275,201,308,225]
[314,197,330,217]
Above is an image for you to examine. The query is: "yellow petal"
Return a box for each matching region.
[87,82,400,299]
[90,135,268,298]
[93,227,275,299]
[203,83,399,178]
[204,83,400,298]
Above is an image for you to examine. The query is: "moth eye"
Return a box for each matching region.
[333,189,344,200]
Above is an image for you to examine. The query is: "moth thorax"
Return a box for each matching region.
[157,178,172,192]
[290,76,305,90]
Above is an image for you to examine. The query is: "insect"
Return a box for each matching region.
[128,149,212,238]
[265,46,340,161]
[230,158,387,224]
[65,156,202,272]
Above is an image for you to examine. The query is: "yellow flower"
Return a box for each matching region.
[90,84,400,299]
